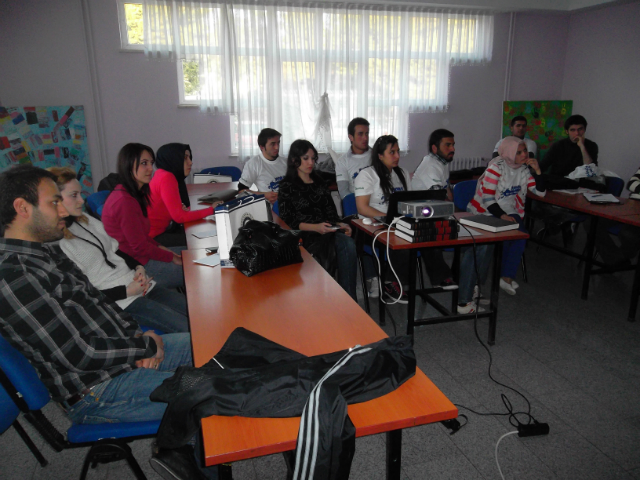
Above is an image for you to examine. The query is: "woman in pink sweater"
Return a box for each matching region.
[102,143,184,290]
[148,143,218,247]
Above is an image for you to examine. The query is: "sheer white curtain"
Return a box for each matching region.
[143,1,493,160]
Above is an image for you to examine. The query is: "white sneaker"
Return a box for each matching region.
[511,280,520,289]
[367,277,380,298]
[457,301,485,314]
[473,285,490,305]
[499,278,517,295]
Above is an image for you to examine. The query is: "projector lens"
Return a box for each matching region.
[422,207,433,217]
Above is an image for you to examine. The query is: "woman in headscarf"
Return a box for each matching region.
[457,137,546,311]
[148,143,220,247]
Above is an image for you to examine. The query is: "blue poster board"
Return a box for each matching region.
[0,105,93,197]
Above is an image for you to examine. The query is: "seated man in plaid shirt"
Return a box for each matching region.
[0,165,210,480]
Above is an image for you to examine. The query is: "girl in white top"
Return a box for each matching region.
[354,135,410,217]
[48,167,189,333]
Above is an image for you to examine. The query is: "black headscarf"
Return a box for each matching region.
[156,143,192,207]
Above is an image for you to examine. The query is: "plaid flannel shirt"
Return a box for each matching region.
[0,238,156,402]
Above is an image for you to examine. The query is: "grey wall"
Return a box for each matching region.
[1,0,635,187]
[562,1,640,188]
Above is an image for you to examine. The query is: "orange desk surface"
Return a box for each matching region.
[528,190,640,220]
[182,248,457,466]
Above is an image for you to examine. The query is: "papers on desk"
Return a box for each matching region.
[457,226,484,237]
[194,253,220,267]
[192,227,217,238]
[554,188,598,195]
[583,193,620,204]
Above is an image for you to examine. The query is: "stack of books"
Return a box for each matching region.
[394,217,458,243]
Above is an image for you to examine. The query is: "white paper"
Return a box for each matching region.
[192,227,217,238]
[457,226,484,237]
[583,193,620,203]
[194,254,220,267]
[555,188,597,195]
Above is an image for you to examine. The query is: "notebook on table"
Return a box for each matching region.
[459,215,520,233]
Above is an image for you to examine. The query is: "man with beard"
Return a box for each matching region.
[0,165,207,480]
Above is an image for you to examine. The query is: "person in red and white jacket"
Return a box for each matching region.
[466,136,546,296]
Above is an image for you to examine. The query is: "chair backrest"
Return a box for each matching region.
[606,176,625,197]
[0,335,51,411]
[452,179,478,211]
[200,166,242,181]
[86,190,110,218]
[342,193,358,217]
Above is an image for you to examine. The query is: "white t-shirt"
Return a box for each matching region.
[239,152,287,193]
[335,148,372,194]
[494,137,537,158]
[354,166,411,214]
[411,153,450,191]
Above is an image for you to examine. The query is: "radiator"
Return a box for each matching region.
[450,157,486,171]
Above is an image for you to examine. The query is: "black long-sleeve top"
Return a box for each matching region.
[278,177,340,230]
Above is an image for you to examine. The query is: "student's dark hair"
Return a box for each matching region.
[0,164,57,228]
[428,129,454,151]
[257,128,282,148]
[284,139,320,183]
[564,114,587,131]
[370,135,407,201]
[347,117,370,138]
[116,143,154,217]
[510,115,527,126]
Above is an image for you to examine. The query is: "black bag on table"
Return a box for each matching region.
[230,220,303,276]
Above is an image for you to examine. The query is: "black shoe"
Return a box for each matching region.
[438,278,458,291]
[150,445,207,480]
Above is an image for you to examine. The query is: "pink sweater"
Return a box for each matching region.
[148,169,214,238]
[102,186,174,265]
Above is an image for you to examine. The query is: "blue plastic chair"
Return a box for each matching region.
[86,190,110,219]
[200,166,242,181]
[272,199,279,216]
[0,334,159,479]
[0,373,48,466]
[452,180,477,212]
[342,193,359,217]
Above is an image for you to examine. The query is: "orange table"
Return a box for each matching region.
[527,191,640,321]
[181,183,457,478]
[353,212,530,343]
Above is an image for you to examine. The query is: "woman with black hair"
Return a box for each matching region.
[102,143,185,290]
[278,139,358,301]
[148,143,219,247]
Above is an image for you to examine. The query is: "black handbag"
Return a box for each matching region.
[230,220,303,276]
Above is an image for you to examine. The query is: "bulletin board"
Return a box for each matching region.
[0,105,93,196]
[502,101,572,160]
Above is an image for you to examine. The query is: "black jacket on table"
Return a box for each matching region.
[150,328,416,480]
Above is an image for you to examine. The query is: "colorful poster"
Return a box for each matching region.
[502,101,572,160]
[0,105,93,197]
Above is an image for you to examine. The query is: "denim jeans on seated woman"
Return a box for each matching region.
[125,285,189,333]
[458,244,494,305]
[145,246,185,290]
[334,232,358,302]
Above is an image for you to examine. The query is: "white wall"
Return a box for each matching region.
[2,0,634,188]
[562,1,640,190]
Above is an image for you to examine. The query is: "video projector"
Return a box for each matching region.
[397,199,455,219]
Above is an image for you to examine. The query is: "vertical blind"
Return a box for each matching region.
[143,1,493,160]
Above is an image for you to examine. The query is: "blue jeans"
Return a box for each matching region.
[458,244,494,304]
[145,246,185,290]
[335,232,358,302]
[501,214,527,279]
[66,333,192,424]
[125,286,189,333]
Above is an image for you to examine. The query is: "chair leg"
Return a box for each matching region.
[416,257,425,290]
[12,419,48,467]
[521,253,528,283]
[358,255,370,314]
[80,440,147,480]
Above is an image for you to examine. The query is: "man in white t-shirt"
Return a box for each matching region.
[335,118,372,199]
[411,129,455,201]
[493,116,537,159]
[238,128,286,204]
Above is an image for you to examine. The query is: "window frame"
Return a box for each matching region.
[117,0,145,52]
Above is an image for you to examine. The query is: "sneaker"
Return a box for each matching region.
[438,278,458,291]
[511,280,520,289]
[383,282,408,304]
[499,278,517,295]
[473,285,490,305]
[367,277,380,298]
[457,301,485,314]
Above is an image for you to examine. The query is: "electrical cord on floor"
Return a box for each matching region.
[371,217,406,306]
[495,430,519,480]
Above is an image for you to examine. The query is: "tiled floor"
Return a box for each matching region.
[1,238,639,479]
